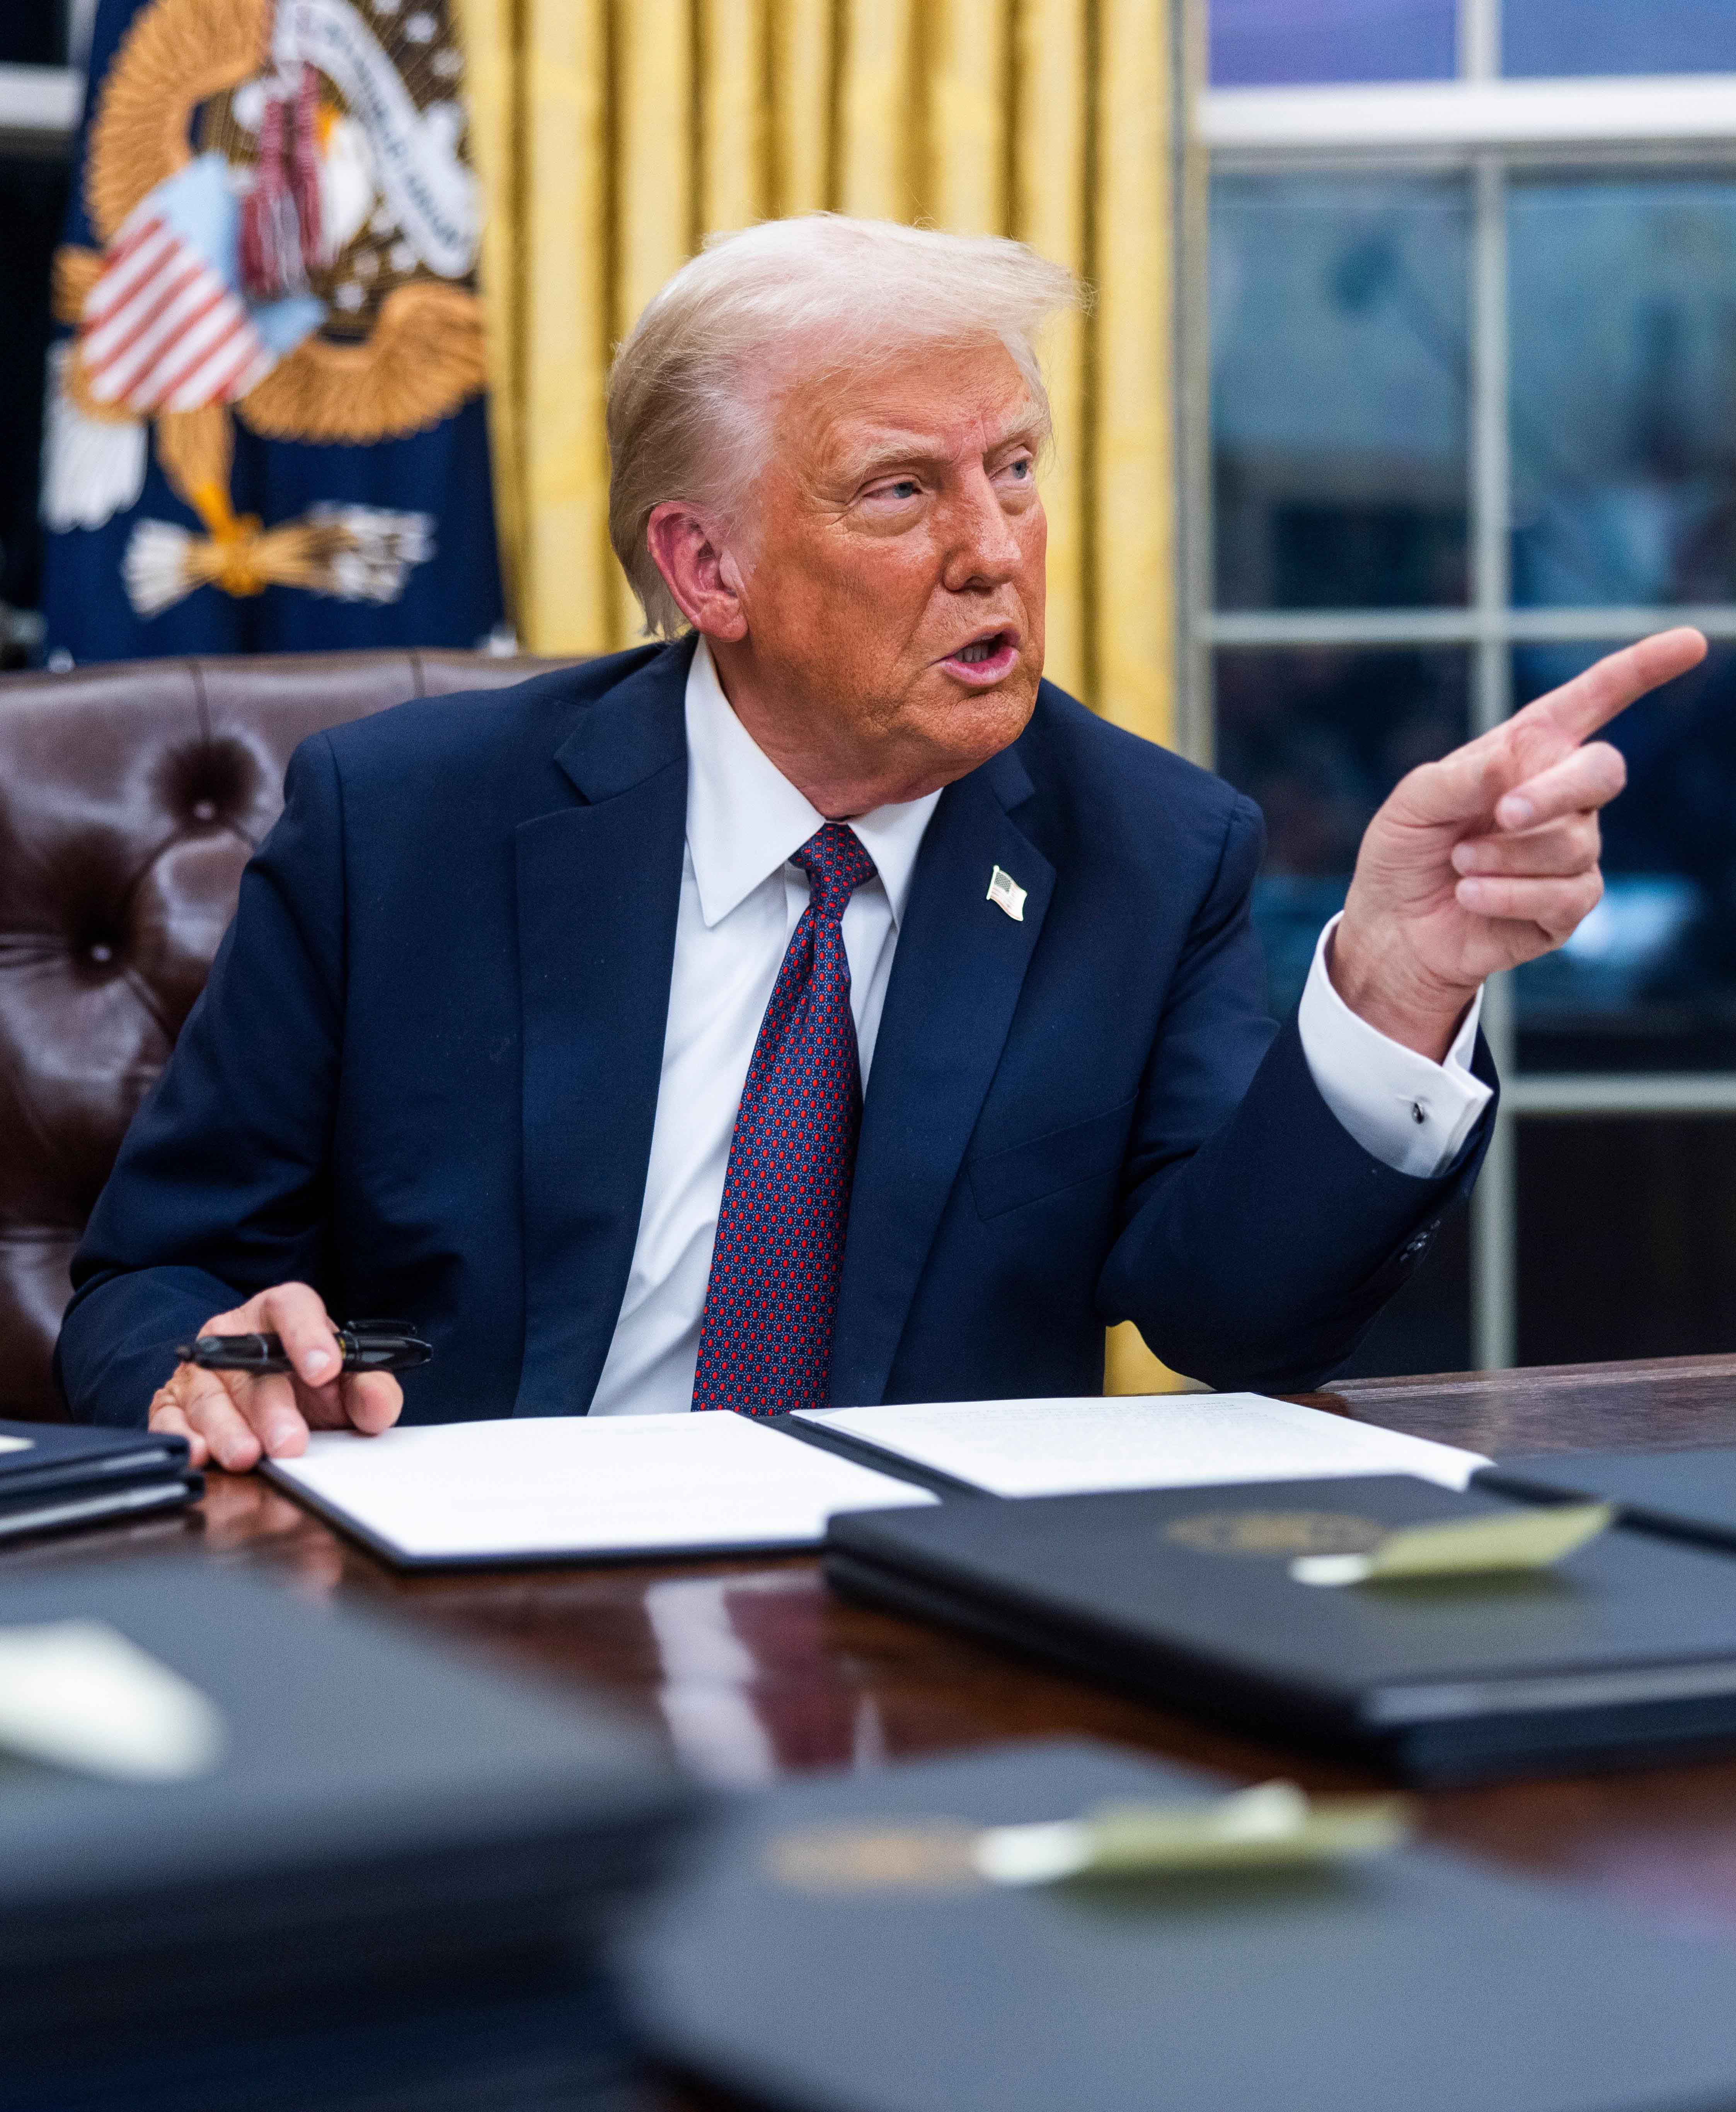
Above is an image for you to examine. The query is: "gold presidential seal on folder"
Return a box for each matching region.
[1161,1501,1615,1587]
[766,1783,1412,1894]
[1163,1510,1390,1559]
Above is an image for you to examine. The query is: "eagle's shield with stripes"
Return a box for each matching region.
[80,155,314,414]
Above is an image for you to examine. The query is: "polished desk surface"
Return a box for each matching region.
[16,1357,1736,2109]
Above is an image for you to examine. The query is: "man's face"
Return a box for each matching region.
[730,338,1048,809]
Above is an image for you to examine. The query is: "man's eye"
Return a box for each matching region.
[1003,457,1032,481]
[879,479,920,501]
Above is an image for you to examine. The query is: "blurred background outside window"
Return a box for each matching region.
[1202,0,1736,1373]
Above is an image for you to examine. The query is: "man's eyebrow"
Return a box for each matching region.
[844,437,950,482]
[840,416,1046,484]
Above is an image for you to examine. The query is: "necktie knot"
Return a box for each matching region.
[791,823,876,924]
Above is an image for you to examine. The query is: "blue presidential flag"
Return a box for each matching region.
[41,0,503,663]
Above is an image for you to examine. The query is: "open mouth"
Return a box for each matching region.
[940,630,1020,684]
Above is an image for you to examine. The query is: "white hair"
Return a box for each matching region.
[606,214,1084,638]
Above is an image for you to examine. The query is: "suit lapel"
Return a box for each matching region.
[513,642,693,1415]
[829,744,1054,1405]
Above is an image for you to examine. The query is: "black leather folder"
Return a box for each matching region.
[622,1737,1736,2112]
[825,1474,1736,1781]
[0,1559,691,2105]
[1477,1446,1736,1554]
[12,1976,634,2112]
[0,1419,200,1542]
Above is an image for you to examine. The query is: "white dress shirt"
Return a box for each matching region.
[587,640,1491,1416]
[1298,914,1490,1177]
[587,643,940,1416]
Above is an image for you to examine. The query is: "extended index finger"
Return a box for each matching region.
[1526,627,1706,746]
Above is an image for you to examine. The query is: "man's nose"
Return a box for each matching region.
[938,470,1024,591]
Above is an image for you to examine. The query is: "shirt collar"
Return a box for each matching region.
[684,637,941,930]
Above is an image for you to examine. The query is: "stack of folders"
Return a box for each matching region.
[0,1559,691,2112]
[621,1737,1736,2112]
[0,1419,201,1545]
[803,1397,1736,1782]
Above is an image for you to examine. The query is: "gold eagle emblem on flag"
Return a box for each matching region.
[46,0,486,614]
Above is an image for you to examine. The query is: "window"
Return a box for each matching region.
[1504,3,1736,80]
[1213,175,1470,611]
[1212,2,1460,89]
[1196,0,1736,1373]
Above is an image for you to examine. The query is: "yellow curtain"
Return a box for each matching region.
[458,0,1184,1392]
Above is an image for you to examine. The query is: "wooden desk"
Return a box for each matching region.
[16,1356,1736,2109]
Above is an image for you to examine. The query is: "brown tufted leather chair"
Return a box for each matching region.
[0,650,576,1422]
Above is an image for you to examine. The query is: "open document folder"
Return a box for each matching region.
[264,1393,1486,1570]
[621,1739,1736,2112]
[263,1410,938,1567]
[792,1393,1487,1497]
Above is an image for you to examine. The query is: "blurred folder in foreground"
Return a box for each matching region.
[0,1560,691,2110]
[622,1738,1736,2112]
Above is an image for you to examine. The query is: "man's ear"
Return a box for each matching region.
[646,504,749,642]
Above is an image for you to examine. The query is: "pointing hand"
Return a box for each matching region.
[1330,628,1709,1059]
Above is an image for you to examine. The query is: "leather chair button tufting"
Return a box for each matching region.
[0,644,572,1420]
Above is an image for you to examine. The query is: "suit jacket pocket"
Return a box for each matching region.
[967,1097,1138,1221]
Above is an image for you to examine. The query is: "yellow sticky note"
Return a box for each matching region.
[976,1781,1412,1884]
[1291,1502,1615,1588]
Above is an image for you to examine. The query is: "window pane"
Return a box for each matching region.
[1509,175,1736,608]
[1518,1119,1736,1365]
[1214,646,1471,1018]
[1512,642,1736,1071]
[1213,176,1470,610]
[1504,1,1736,78]
[1210,0,1457,86]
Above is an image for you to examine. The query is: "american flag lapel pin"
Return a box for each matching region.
[986,865,1027,922]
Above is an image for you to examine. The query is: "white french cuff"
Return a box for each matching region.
[1296,912,1494,1181]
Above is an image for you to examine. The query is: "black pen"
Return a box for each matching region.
[174,1320,432,1376]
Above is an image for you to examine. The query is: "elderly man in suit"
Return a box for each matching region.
[58,215,1702,1466]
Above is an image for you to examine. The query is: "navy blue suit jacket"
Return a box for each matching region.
[58,639,1494,1427]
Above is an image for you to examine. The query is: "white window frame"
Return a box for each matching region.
[0,65,79,157]
[1187,0,1736,1368]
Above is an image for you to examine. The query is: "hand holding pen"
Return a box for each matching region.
[147,1282,411,1473]
[178,1321,432,1376]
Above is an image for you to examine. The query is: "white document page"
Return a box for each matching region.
[265,1413,936,1566]
[796,1393,1489,1498]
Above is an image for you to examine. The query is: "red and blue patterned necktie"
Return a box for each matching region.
[691,822,878,1415]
